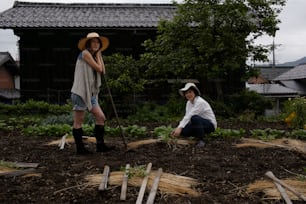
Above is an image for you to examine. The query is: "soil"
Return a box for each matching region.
[1,120,306,204]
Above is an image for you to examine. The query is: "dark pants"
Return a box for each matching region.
[181,115,215,140]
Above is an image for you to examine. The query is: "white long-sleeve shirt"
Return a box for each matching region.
[178,96,217,129]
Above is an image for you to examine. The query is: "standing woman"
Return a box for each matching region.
[171,82,217,147]
[71,32,114,154]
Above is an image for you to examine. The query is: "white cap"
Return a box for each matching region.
[179,82,201,96]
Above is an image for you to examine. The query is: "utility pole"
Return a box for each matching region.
[272,38,275,69]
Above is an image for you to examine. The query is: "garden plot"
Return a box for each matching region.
[1,120,306,203]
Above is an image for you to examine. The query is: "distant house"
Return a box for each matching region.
[0,52,20,102]
[0,1,176,102]
[247,64,306,115]
[272,64,306,96]
[248,65,293,83]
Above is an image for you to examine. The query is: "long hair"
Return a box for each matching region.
[85,38,102,52]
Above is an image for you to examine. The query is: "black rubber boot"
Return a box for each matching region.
[72,128,92,155]
[94,125,115,152]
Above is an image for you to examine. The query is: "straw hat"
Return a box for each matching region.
[179,82,201,96]
[77,32,109,52]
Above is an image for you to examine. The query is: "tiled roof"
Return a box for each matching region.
[259,67,292,80]
[246,83,298,96]
[273,64,306,81]
[0,1,176,29]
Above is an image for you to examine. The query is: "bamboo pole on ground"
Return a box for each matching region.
[99,165,110,191]
[120,164,130,200]
[265,171,306,202]
[274,181,292,204]
[136,163,152,204]
[146,168,163,204]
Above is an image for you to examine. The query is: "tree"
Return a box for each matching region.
[101,53,146,117]
[141,0,286,99]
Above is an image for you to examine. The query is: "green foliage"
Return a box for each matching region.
[0,99,71,115]
[250,128,286,141]
[0,117,41,132]
[102,53,146,99]
[141,0,285,98]
[228,89,273,116]
[22,123,94,137]
[211,100,234,117]
[22,124,72,137]
[124,125,147,138]
[209,128,246,139]
[290,129,306,140]
[105,126,121,137]
[164,93,186,116]
[282,97,306,129]
[120,165,147,179]
[40,113,95,125]
[127,102,172,122]
[153,125,173,142]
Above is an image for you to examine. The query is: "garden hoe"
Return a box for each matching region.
[102,75,127,150]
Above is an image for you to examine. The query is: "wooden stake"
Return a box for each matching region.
[120,164,130,200]
[136,163,152,204]
[146,168,163,204]
[273,181,292,204]
[265,171,306,201]
[99,165,110,191]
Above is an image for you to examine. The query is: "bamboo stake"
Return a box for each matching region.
[273,181,292,204]
[136,163,152,204]
[265,171,306,201]
[99,165,110,191]
[120,164,130,200]
[146,168,163,204]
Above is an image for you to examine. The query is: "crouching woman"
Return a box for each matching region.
[171,82,217,147]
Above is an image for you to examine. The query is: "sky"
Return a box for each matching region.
[1,0,306,64]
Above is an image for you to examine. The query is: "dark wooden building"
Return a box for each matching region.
[0,1,176,102]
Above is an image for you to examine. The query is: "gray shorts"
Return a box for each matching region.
[71,93,98,111]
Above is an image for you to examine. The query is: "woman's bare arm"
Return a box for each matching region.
[82,50,105,73]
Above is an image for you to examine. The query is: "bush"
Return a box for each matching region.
[126,102,173,122]
[228,89,273,116]
[0,99,71,115]
[282,97,306,129]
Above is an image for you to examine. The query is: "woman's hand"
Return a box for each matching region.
[95,50,101,58]
[96,51,106,74]
[83,50,105,74]
[171,127,182,137]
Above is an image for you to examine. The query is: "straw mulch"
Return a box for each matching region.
[127,139,195,150]
[47,136,95,146]
[236,138,306,155]
[0,166,41,178]
[47,138,195,150]
[0,166,15,174]
[247,178,306,201]
[85,170,201,197]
